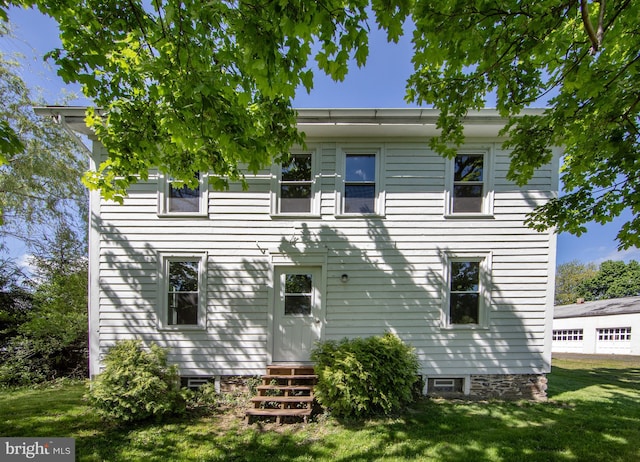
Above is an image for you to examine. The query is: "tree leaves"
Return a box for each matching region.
[2,1,638,248]
[406,0,640,249]
[0,42,87,242]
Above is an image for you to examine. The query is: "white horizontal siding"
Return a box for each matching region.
[91,138,556,378]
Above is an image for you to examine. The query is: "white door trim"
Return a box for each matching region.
[266,248,327,365]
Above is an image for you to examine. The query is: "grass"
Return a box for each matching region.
[0,356,638,461]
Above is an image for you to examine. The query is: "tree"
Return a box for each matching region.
[404,1,640,250]
[0,24,88,245]
[578,259,640,301]
[0,223,88,385]
[0,256,31,344]
[3,1,640,248]
[555,260,597,305]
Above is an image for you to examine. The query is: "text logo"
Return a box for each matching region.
[1,438,74,461]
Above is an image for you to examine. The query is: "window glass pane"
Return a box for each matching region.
[451,261,479,291]
[285,295,312,315]
[282,154,312,181]
[284,274,312,316]
[167,258,200,326]
[454,155,483,182]
[285,274,312,294]
[346,154,376,182]
[450,293,479,324]
[453,185,483,213]
[344,185,375,213]
[169,261,199,292]
[169,293,199,325]
[280,185,312,212]
[168,174,200,213]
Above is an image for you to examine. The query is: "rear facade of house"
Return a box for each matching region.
[83,108,559,399]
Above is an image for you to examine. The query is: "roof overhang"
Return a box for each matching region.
[33,106,548,139]
[33,106,95,136]
[296,108,547,138]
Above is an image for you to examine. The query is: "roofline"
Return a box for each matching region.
[33,106,95,136]
[34,106,550,140]
[554,311,640,319]
[34,106,548,124]
[554,295,640,319]
[295,108,547,125]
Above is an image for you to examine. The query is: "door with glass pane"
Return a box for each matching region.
[273,267,322,362]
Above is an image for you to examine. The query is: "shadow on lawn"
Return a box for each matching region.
[2,370,639,462]
[71,392,640,462]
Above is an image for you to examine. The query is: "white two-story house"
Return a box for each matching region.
[40,107,559,400]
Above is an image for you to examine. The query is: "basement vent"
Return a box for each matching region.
[181,377,213,390]
[428,377,464,394]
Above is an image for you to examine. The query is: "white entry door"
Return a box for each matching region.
[272,266,323,363]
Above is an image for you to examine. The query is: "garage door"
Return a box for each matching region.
[595,327,632,354]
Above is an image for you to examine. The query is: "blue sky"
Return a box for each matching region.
[2,6,639,267]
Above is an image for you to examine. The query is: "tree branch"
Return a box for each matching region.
[596,0,605,46]
[580,0,600,54]
[580,0,605,55]
[127,0,156,57]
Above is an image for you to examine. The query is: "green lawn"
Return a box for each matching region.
[1,356,639,461]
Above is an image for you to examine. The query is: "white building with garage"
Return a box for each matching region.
[553,296,640,355]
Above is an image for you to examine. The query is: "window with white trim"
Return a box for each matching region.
[597,327,631,341]
[443,252,491,327]
[337,147,384,216]
[158,252,207,329]
[445,149,493,216]
[273,150,319,215]
[158,173,208,216]
[553,329,584,341]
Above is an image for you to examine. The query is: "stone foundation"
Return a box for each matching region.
[201,373,548,402]
[469,374,548,401]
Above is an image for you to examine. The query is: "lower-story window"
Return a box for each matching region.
[443,251,491,328]
[159,252,207,329]
[168,260,199,325]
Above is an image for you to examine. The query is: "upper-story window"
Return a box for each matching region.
[281,153,313,213]
[337,147,385,216]
[445,149,493,217]
[158,173,208,217]
[272,149,320,216]
[453,154,484,213]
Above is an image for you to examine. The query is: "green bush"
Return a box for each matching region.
[87,340,184,422]
[311,333,420,419]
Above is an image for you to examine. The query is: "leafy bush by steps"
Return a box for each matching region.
[311,333,420,419]
[87,340,184,422]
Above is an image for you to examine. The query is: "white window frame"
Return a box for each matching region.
[271,147,321,217]
[441,251,492,329]
[157,251,208,330]
[444,146,494,218]
[597,327,631,341]
[157,173,208,217]
[553,329,584,341]
[336,145,385,217]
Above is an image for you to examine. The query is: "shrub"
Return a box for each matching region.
[311,332,420,419]
[87,340,184,422]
